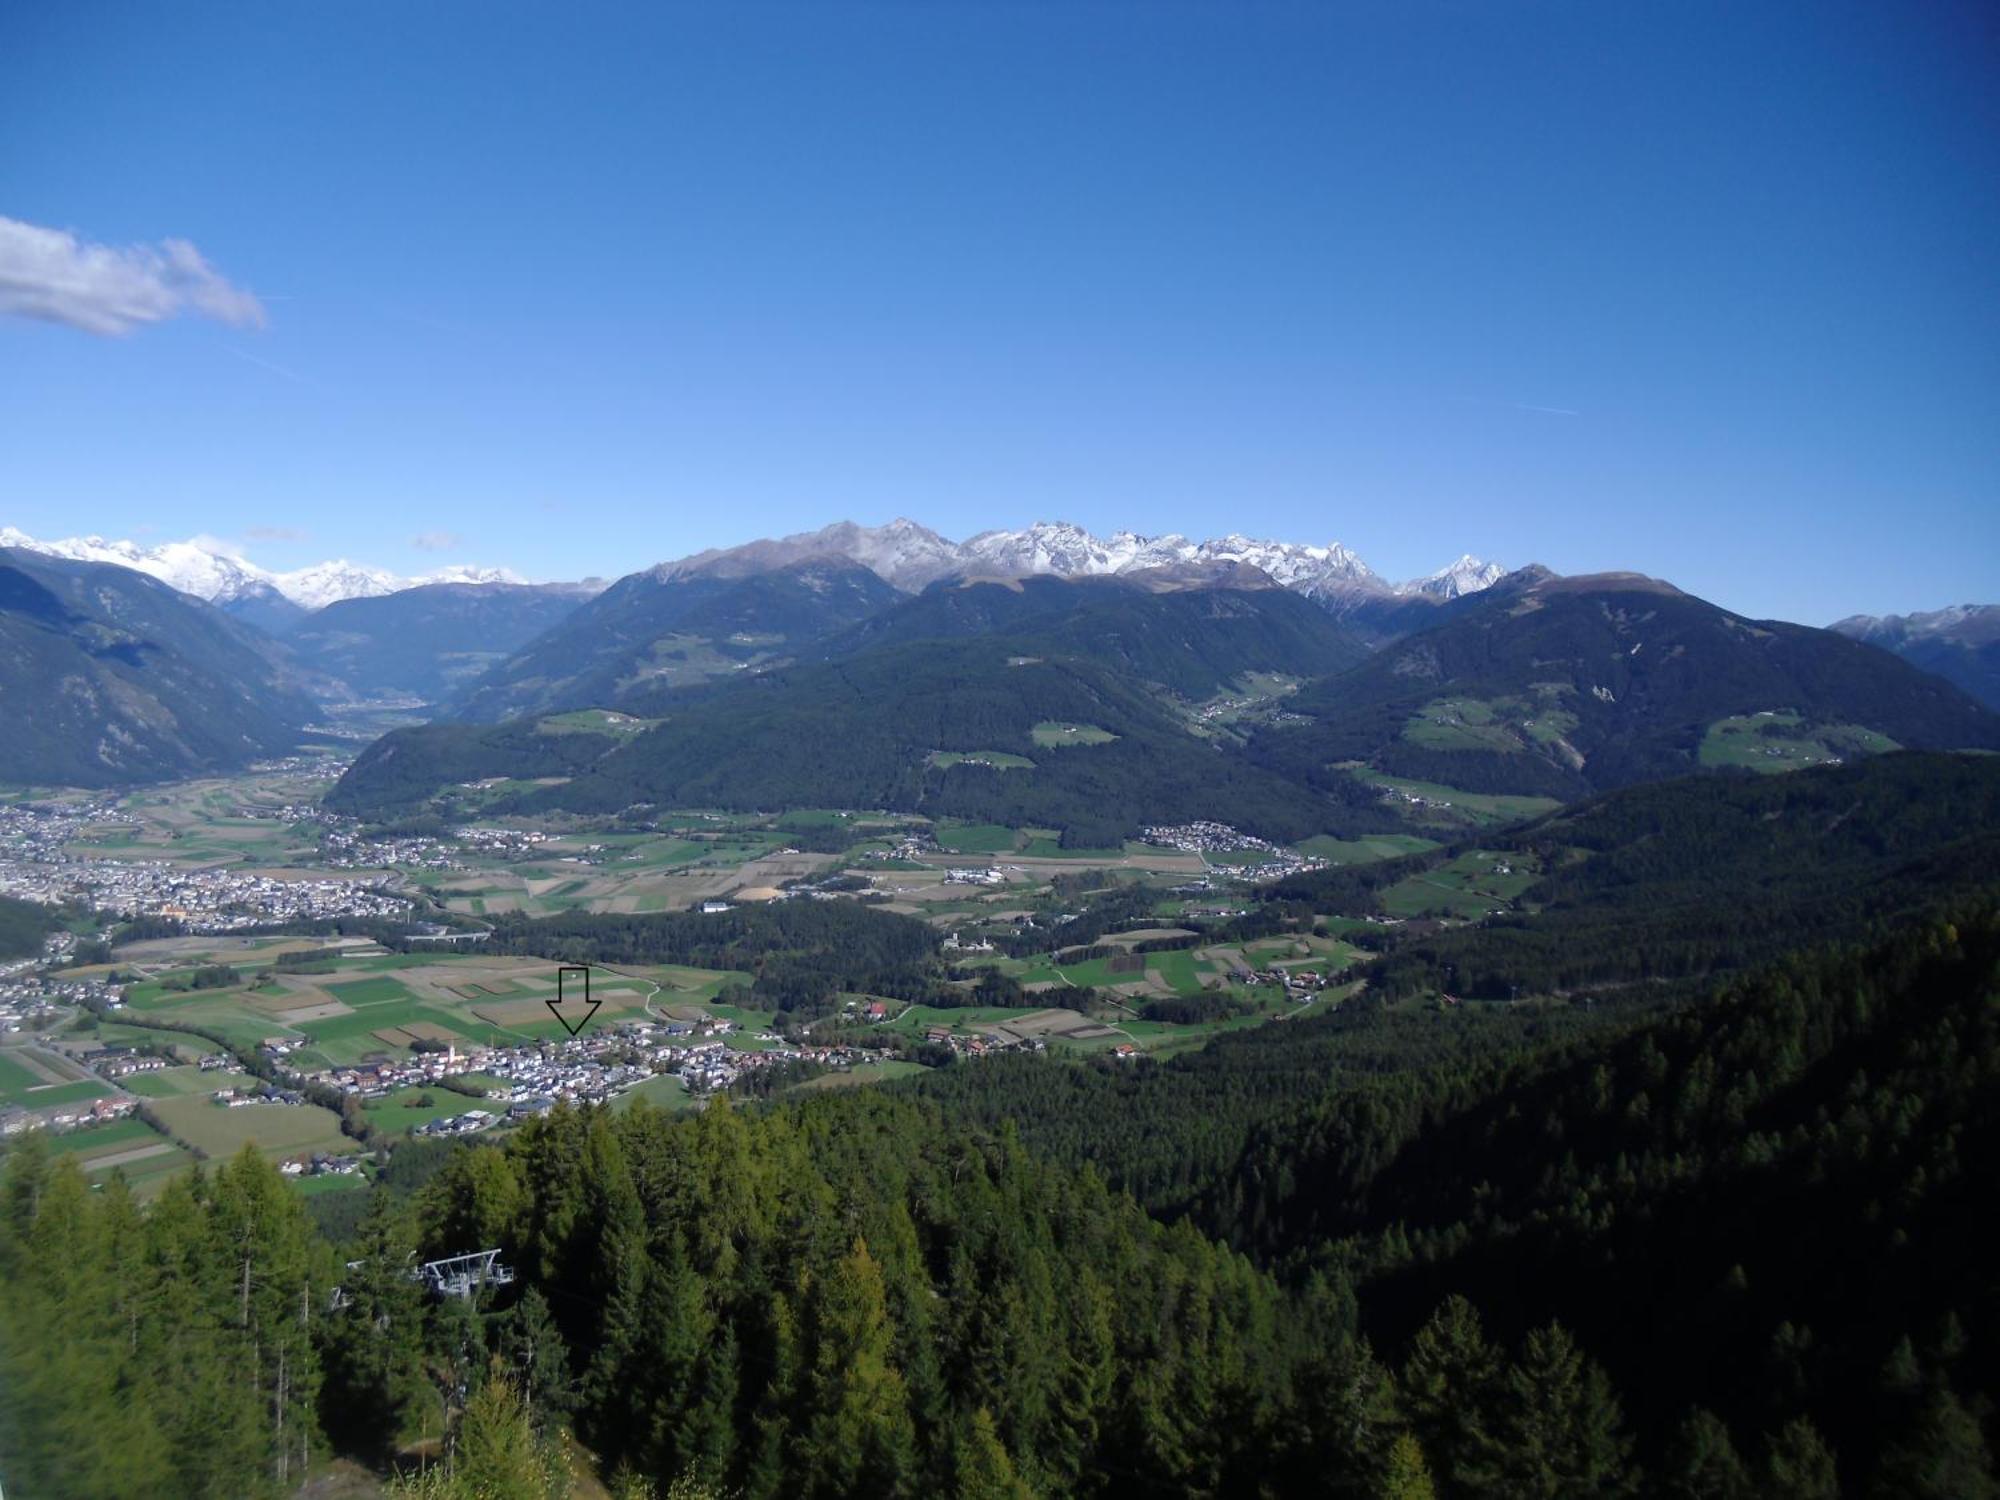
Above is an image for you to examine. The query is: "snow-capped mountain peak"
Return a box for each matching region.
[650,519,1506,605]
[409,564,531,589]
[1401,554,1507,600]
[0,529,532,610]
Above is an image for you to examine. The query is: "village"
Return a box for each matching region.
[0,851,412,928]
[1142,820,1328,881]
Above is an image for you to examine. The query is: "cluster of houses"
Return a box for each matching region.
[454,826,553,860]
[921,1024,1046,1060]
[80,1045,167,1080]
[1232,962,1339,1003]
[0,795,120,863]
[283,1016,886,1121]
[944,866,1009,887]
[1141,822,1329,883]
[0,975,104,1032]
[278,1153,363,1180]
[213,1084,306,1108]
[0,1091,135,1137]
[1143,820,1280,854]
[411,1108,499,1138]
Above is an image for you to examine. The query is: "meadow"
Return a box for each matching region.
[1699,712,1899,772]
[1378,849,1542,919]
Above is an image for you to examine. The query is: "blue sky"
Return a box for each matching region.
[2,1,1994,624]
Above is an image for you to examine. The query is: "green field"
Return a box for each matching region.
[87,1142,200,1198]
[1031,721,1118,748]
[325,977,421,1005]
[0,1050,50,1105]
[79,1022,223,1058]
[611,1074,700,1113]
[1380,850,1540,919]
[1699,712,1898,773]
[536,709,655,738]
[1295,832,1442,864]
[1019,834,1129,859]
[1401,694,1581,756]
[123,1064,260,1099]
[788,1059,928,1091]
[1402,696,1524,753]
[929,750,1036,771]
[0,1049,108,1109]
[150,1093,355,1160]
[935,823,1020,854]
[44,1117,163,1159]
[1352,770,1564,829]
[363,1087,485,1133]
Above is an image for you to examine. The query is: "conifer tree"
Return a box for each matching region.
[1400,1295,1503,1494]
[800,1237,918,1498]
[455,1369,561,1500]
[1379,1433,1438,1500]
[1484,1323,1632,1499]
[1871,1390,1999,1500]
[1763,1418,1839,1500]
[1660,1408,1752,1500]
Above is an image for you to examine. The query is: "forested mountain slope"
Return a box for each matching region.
[0,547,317,785]
[905,905,2000,1498]
[449,557,905,723]
[334,638,1381,842]
[820,572,1369,698]
[1222,906,2000,1494]
[1276,751,2000,998]
[1253,572,2000,802]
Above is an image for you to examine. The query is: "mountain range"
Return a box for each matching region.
[330,563,2000,838]
[0,528,538,615]
[4,516,1995,811]
[657,516,1506,601]
[1831,604,2000,710]
[1250,568,2000,812]
[0,519,1500,614]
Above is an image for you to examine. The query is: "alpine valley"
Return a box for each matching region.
[3,512,1999,1500]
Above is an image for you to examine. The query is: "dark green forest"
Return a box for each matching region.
[6,905,1998,1497]
[818,574,1369,698]
[483,901,944,1017]
[333,639,1361,843]
[1273,752,2000,999]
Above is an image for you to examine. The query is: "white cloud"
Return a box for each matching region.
[0,214,266,336]
[411,531,462,552]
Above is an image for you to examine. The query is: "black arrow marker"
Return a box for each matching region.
[549,966,601,1037]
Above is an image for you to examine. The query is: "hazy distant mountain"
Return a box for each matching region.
[1256,572,2000,802]
[0,528,539,610]
[284,581,603,703]
[1830,604,2000,709]
[0,546,318,785]
[450,556,907,722]
[653,517,1501,609]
